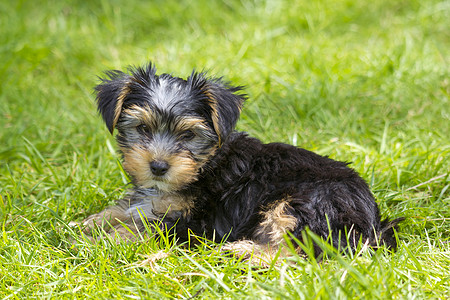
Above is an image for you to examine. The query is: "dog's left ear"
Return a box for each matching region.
[94,70,131,134]
[190,73,247,145]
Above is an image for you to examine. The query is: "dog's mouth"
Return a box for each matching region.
[149,178,173,192]
[148,164,200,193]
[137,173,171,191]
[138,166,178,193]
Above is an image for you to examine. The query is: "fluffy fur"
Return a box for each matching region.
[81,62,402,259]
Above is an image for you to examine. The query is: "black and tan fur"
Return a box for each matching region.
[81,62,402,260]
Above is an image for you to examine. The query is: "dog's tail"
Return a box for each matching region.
[376,217,405,251]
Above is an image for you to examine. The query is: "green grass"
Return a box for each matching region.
[1,0,449,298]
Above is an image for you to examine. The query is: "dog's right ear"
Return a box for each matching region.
[94,70,131,134]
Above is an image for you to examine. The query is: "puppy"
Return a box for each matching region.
[81,62,402,260]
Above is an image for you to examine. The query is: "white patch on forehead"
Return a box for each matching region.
[150,77,187,110]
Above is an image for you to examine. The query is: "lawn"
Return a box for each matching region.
[1,0,449,298]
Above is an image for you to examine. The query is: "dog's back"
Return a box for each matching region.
[184,132,402,255]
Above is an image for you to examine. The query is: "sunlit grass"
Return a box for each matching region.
[1,0,449,298]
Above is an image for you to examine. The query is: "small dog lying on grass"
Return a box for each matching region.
[79,62,402,260]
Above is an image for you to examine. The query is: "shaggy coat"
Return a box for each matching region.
[81,62,402,258]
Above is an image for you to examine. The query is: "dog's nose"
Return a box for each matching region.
[150,160,170,176]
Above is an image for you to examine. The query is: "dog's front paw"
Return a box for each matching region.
[69,212,141,242]
[71,206,131,235]
[81,212,111,233]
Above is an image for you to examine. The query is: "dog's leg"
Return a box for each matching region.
[220,199,300,266]
[71,199,136,239]
[253,199,298,245]
[108,223,140,241]
[81,205,130,230]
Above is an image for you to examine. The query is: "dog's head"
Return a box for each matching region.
[94,62,246,192]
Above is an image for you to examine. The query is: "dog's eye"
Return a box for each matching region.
[179,130,195,141]
[137,124,151,135]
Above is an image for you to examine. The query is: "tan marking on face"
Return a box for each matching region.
[121,145,202,192]
[175,117,209,132]
[163,153,201,190]
[254,199,298,245]
[123,106,209,134]
[121,146,153,185]
[122,105,156,127]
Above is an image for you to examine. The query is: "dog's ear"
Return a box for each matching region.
[94,70,131,134]
[190,73,247,145]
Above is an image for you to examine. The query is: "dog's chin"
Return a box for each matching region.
[137,176,188,193]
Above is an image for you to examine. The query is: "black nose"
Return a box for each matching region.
[150,160,170,176]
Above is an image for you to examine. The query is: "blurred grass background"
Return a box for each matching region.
[0,0,449,298]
